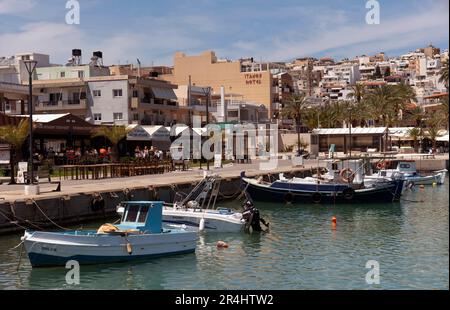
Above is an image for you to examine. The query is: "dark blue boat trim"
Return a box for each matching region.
[28,249,196,268]
[242,178,404,204]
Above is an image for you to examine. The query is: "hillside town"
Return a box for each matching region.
[1,44,448,168]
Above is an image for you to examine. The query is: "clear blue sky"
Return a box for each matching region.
[1,0,448,66]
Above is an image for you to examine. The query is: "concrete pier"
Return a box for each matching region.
[0,160,316,235]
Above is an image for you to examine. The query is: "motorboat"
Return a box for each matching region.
[365,160,447,186]
[162,175,262,233]
[241,159,405,204]
[22,201,197,268]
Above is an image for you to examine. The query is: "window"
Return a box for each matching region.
[124,205,140,222]
[113,89,123,97]
[49,93,62,104]
[94,114,102,121]
[137,205,150,223]
[78,71,84,78]
[113,113,123,120]
[60,72,66,78]
[133,113,139,121]
[93,90,102,97]
[132,90,139,98]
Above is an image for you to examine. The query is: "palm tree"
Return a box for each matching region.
[425,114,444,152]
[0,119,29,184]
[347,83,366,104]
[91,125,131,162]
[282,93,310,155]
[440,95,449,129]
[407,127,422,153]
[365,85,394,126]
[405,106,425,127]
[439,59,449,91]
[392,82,416,126]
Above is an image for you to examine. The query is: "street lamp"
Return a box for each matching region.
[201,87,211,171]
[23,60,38,188]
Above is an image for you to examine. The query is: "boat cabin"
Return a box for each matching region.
[116,201,163,233]
[323,159,367,184]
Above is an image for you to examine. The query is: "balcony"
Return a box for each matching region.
[36,99,87,111]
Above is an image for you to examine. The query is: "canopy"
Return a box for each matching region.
[437,134,449,142]
[127,125,170,142]
[151,87,177,101]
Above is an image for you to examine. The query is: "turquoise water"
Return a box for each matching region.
[0,180,448,290]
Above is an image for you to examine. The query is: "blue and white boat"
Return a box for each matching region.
[22,201,197,268]
[365,160,447,186]
[241,159,405,204]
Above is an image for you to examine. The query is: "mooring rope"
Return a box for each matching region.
[31,199,71,231]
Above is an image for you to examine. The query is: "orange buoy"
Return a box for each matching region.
[216,241,229,249]
[331,216,337,230]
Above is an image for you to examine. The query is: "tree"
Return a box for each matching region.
[384,67,391,77]
[439,95,449,130]
[425,114,444,152]
[392,82,417,126]
[282,93,310,155]
[91,125,131,162]
[439,59,449,91]
[347,83,366,104]
[373,66,382,79]
[0,120,29,184]
[407,127,422,153]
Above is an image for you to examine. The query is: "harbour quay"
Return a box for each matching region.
[0,159,317,235]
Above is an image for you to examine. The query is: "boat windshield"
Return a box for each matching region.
[137,205,150,223]
[124,205,140,222]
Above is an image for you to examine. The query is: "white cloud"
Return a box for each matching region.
[227,2,449,61]
[0,0,36,14]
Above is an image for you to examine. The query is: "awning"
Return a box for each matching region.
[151,87,177,101]
[127,125,171,142]
[437,134,449,142]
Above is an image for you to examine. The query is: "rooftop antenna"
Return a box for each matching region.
[137,58,141,77]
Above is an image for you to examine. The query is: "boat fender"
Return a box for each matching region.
[123,188,133,200]
[91,194,105,211]
[199,217,205,232]
[342,188,355,201]
[284,192,294,204]
[311,192,322,204]
[126,242,133,255]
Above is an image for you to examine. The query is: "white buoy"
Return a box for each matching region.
[199,217,205,232]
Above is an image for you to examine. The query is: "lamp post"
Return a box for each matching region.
[348,105,352,157]
[23,60,38,190]
[201,87,211,171]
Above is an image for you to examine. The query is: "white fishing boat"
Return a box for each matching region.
[365,160,447,186]
[162,175,266,233]
[22,201,197,268]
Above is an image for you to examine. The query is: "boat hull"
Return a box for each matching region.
[163,209,244,233]
[242,178,404,204]
[24,230,197,268]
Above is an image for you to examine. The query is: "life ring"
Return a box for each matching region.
[342,188,355,201]
[91,195,105,211]
[284,192,294,204]
[311,192,322,204]
[340,168,355,183]
[376,162,386,170]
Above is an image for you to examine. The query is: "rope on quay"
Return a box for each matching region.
[31,199,71,231]
[0,203,45,231]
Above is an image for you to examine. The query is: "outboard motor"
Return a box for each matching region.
[242,201,270,232]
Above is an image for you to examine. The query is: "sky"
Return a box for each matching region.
[0,0,448,66]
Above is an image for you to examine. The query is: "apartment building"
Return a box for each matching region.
[161,51,294,120]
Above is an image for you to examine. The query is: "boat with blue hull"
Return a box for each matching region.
[240,158,405,204]
[22,201,197,268]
